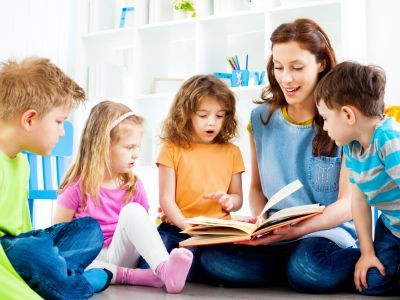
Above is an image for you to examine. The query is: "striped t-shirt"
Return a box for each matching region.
[344,116,400,238]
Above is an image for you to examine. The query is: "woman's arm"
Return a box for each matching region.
[249,134,268,216]
[53,205,75,224]
[158,164,189,230]
[243,154,353,246]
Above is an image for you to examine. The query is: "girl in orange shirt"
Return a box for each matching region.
[155,75,245,281]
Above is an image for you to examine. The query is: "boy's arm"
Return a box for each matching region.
[352,183,373,255]
[352,183,386,291]
[158,164,189,231]
[53,205,75,224]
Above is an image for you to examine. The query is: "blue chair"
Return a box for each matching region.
[26,120,73,225]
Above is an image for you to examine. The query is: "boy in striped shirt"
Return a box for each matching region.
[315,61,400,296]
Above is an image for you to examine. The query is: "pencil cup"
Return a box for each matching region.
[249,71,265,86]
[231,70,250,87]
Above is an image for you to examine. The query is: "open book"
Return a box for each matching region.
[179,180,324,247]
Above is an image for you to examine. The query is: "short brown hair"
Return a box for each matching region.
[161,75,238,148]
[315,61,386,117]
[0,57,86,121]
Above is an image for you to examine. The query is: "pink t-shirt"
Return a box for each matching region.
[58,179,149,247]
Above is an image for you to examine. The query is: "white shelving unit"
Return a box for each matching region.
[74,0,367,215]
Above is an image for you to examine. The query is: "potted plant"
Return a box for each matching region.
[173,0,196,19]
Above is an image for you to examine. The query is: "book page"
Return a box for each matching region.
[184,216,256,235]
[264,203,324,223]
[258,179,303,218]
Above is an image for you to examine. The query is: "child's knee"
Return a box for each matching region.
[119,203,147,224]
[361,269,398,296]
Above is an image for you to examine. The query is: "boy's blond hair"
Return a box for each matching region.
[60,101,144,208]
[0,57,86,121]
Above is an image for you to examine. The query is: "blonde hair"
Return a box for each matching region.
[0,57,86,121]
[161,75,238,148]
[60,101,144,208]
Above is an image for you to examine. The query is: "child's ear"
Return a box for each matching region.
[341,106,356,125]
[20,109,38,131]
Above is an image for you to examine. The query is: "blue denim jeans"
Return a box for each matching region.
[200,237,360,292]
[0,217,103,299]
[149,222,205,282]
[361,216,400,296]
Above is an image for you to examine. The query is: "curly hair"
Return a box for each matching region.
[160,75,238,148]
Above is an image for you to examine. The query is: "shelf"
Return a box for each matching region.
[83,27,135,40]
[198,11,266,75]
[79,0,367,175]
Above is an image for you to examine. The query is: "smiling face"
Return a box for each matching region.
[191,95,226,144]
[110,123,143,175]
[272,41,325,106]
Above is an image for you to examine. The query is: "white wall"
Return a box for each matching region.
[366,0,399,106]
[0,0,78,77]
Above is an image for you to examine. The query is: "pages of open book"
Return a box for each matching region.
[256,179,303,226]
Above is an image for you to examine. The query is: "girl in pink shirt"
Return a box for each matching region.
[54,101,193,293]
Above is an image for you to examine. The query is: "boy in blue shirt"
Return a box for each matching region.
[315,61,400,296]
[0,57,112,299]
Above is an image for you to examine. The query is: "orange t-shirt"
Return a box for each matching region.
[156,142,245,224]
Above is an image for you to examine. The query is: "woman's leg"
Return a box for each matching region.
[287,237,360,293]
[361,217,400,296]
[200,243,293,287]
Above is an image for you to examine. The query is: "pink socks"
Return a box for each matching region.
[156,248,193,293]
[115,248,193,293]
[115,267,163,288]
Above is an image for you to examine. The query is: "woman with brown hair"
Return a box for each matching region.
[200,19,359,293]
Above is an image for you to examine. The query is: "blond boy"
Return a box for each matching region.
[0,57,112,299]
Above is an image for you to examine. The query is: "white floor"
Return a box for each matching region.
[92,283,397,300]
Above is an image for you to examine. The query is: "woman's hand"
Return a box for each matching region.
[236,224,303,246]
[203,191,235,212]
[354,253,386,292]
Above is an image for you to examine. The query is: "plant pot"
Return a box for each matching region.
[173,9,194,20]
